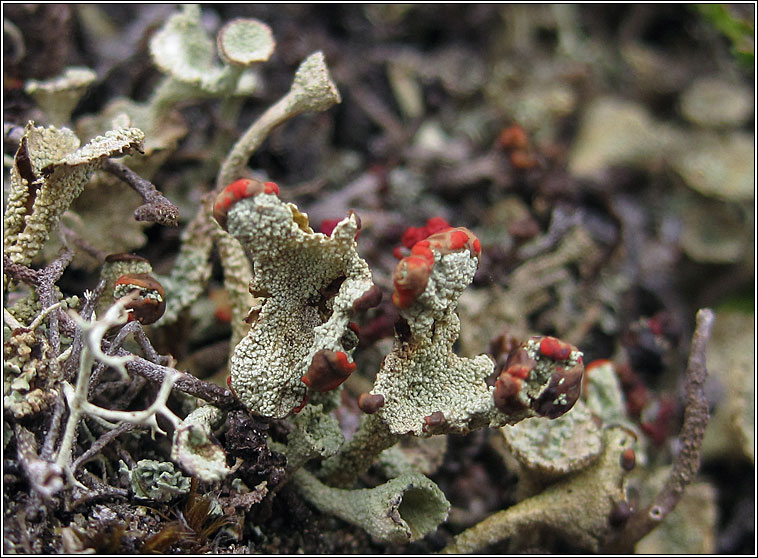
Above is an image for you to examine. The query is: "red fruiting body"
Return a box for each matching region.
[213,178,279,229]
[422,411,446,432]
[539,336,573,361]
[113,273,166,325]
[352,284,383,312]
[498,124,529,151]
[495,336,584,419]
[447,230,469,251]
[391,255,432,308]
[424,227,480,257]
[505,364,532,380]
[320,218,341,236]
[410,243,435,266]
[620,448,636,471]
[301,349,356,392]
[392,226,481,309]
[357,392,385,414]
[400,217,451,250]
[494,373,525,414]
[425,216,451,234]
[320,212,361,239]
[292,394,308,414]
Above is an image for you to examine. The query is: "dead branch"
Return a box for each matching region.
[100,159,179,227]
[605,308,714,552]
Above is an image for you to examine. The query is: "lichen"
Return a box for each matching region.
[171,404,230,482]
[217,179,375,419]
[4,122,145,267]
[442,427,637,553]
[502,400,604,479]
[319,227,584,486]
[292,468,450,544]
[120,459,191,502]
[25,66,97,126]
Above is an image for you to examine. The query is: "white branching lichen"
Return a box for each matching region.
[55,296,181,489]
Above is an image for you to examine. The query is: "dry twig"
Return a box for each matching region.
[605,308,714,552]
[100,159,179,227]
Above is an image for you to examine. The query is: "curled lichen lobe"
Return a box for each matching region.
[213,178,280,229]
[113,273,166,324]
[392,227,480,309]
[495,335,584,419]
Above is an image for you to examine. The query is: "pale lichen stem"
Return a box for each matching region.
[319,413,399,487]
[14,423,64,500]
[88,320,160,396]
[3,308,24,330]
[216,51,341,189]
[216,92,302,191]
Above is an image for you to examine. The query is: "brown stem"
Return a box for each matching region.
[605,308,714,552]
[100,159,179,226]
[3,254,41,287]
[37,247,74,365]
[71,422,143,474]
[119,350,239,409]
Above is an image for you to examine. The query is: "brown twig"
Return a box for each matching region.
[40,390,67,461]
[117,350,239,409]
[59,223,107,262]
[14,424,64,501]
[3,254,41,287]
[100,159,179,227]
[71,422,144,474]
[63,280,106,381]
[605,308,714,552]
[69,470,129,510]
[36,247,75,357]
